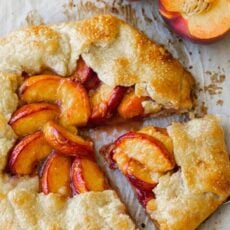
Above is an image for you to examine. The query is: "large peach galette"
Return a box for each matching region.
[0,14,228,230]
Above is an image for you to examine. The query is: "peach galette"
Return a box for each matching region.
[101,115,230,230]
[0,14,222,230]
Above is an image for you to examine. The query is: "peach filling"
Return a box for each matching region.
[7,57,175,198]
[100,126,176,207]
[6,58,112,197]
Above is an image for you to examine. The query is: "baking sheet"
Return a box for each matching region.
[0,0,229,229]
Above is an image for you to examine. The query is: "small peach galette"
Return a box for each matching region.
[0,14,227,230]
[101,115,230,230]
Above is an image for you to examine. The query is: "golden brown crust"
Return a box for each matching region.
[0,72,21,120]
[168,115,230,196]
[0,114,16,171]
[80,15,194,110]
[0,175,135,230]
[0,15,194,113]
[150,171,224,230]
[150,115,230,230]
[76,15,120,44]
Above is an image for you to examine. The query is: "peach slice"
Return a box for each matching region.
[107,86,127,114]
[40,151,72,196]
[71,157,108,194]
[126,160,156,190]
[43,121,94,157]
[114,132,175,173]
[8,131,52,175]
[139,126,173,153]
[58,79,91,127]
[159,0,230,43]
[72,57,100,90]
[19,75,61,103]
[100,144,117,169]
[9,103,59,137]
[90,84,127,124]
[113,151,156,191]
[118,91,145,119]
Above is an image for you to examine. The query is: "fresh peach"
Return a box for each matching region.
[8,131,52,175]
[19,75,61,103]
[72,57,100,90]
[71,157,108,194]
[58,79,91,127]
[43,121,94,158]
[159,0,230,43]
[118,91,145,119]
[114,132,175,173]
[9,103,59,137]
[40,151,72,196]
[90,84,127,124]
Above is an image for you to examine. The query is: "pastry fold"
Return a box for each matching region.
[0,15,194,116]
[151,116,230,230]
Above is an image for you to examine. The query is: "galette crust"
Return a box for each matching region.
[0,175,135,230]
[0,15,194,112]
[0,114,16,171]
[150,115,230,230]
[0,72,21,120]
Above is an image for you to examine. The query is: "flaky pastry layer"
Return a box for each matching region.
[0,175,135,230]
[0,15,194,114]
[149,115,230,230]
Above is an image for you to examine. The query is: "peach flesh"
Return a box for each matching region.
[159,0,230,44]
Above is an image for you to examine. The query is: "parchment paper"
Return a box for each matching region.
[0,0,229,229]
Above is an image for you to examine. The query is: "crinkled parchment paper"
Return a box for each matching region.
[0,0,229,229]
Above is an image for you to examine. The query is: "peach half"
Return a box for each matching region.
[159,0,230,43]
